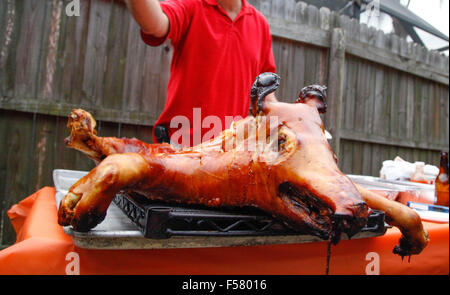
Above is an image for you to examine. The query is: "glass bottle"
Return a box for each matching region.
[435,152,449,207]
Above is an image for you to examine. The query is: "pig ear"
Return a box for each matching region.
[296,85,328,114]
[250,72,281,116]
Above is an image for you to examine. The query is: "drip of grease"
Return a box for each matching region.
[326,217,338,275]
[401,255,412,263]
[326,237,332,275]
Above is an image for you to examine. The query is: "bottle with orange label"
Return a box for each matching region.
[435,152,449,207]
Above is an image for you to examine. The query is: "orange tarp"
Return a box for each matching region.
[0,187,448,275]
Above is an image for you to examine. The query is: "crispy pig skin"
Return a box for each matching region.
[58,81,428,257]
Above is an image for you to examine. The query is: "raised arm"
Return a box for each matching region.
[125,0,169,38]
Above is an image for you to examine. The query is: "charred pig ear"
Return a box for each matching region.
[296,85,328,113]
[250,72,281,116]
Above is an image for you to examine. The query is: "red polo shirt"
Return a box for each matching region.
[141,0,276,146]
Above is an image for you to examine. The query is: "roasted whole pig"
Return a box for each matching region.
[58,73,428,257]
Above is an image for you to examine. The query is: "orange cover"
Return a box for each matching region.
[0,187,448,275]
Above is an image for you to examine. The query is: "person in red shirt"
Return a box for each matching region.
[125,0,277,146]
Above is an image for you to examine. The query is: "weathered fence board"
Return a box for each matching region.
[0,0,448,247]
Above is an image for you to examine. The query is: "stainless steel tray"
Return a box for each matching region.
[54,169,388,250]
[348,174,435,192]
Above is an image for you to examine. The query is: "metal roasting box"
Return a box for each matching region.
[112,192,387,239]
[55,169,388,249]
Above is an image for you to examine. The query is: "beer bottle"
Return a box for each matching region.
[435,152,449,206]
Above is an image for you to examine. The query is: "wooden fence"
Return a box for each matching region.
[0,0,448,247]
